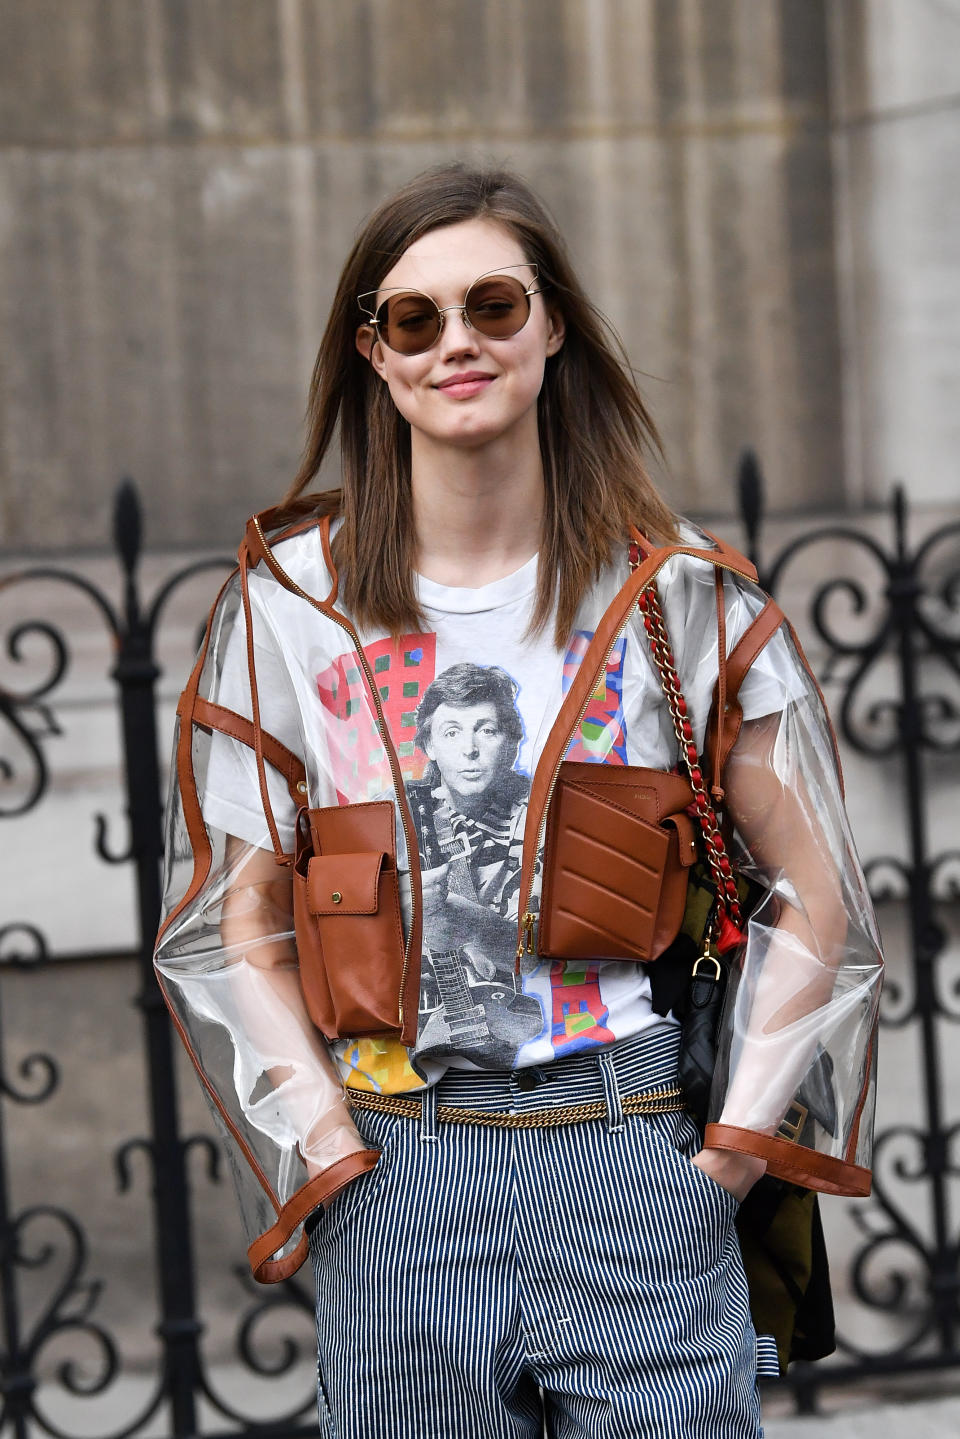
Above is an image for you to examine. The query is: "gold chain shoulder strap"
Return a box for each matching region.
[628,538,743,939]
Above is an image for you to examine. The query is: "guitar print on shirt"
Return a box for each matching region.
[406,662,543,1066]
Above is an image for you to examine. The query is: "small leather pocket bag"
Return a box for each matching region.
[537,765,697,961]
[292,800,406,1041]
[237,533,410,1045]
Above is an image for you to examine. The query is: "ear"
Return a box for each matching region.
[356,324,387,378]
[544,303,565,357]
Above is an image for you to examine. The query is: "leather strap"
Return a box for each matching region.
[705,597,786,785]
[156,568,237,948]
[192,696,307,811]
[703,1123,871,1197]
[239,543,287,861]
[246,1148,380,1283]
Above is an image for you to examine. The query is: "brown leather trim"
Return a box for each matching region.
[239,546,286,860]
[239,510,325,563]
[519,532,758,934]
[236,508,339,607]
[154,570,237,947]
[705,598,786,783]
[727,599,786,702]
[152,572,299,1271]
[845,1031,876,1166]
[704,1123,872,1197]
[247,1148,379,1283]
[192,697,307,809]
[243,516,339,619]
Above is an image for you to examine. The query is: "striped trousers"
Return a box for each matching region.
[309,1026,779,1438]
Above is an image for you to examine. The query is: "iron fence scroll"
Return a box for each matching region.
[0,466,958,1433]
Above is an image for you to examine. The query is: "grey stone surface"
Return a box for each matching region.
[765,1394,960,1436]
[828,1,960,509]
[0,0,853,551]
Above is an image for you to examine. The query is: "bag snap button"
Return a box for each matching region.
[331,891,342,904]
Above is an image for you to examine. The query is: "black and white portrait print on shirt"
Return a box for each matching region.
[405,662,543,1066]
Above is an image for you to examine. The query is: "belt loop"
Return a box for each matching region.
[419,1083,439,1144]
[598,1050,624,1134]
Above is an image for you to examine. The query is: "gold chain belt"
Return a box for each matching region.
[347,1083,686,1130]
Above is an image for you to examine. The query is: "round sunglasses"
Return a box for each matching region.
[357,265,542,357]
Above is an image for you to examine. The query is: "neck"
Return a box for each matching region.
[411,412,544,587]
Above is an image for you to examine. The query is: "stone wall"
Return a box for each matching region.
[0,0,865,552]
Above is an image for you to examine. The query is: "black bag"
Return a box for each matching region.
[649,863,838,1371]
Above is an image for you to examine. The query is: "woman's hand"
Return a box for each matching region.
[691,1145,767,1201]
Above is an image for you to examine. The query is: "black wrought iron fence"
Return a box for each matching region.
[1,462,958,1435]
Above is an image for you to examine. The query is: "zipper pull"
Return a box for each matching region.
[515,911,536,973]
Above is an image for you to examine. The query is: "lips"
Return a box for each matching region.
[435,371,495,392]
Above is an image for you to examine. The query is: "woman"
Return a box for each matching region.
[155,164,883,1438]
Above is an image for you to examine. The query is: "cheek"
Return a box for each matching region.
[380,361,429,417]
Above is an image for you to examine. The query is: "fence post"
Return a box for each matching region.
[887,487,957,1351]
[111,482,202,1437]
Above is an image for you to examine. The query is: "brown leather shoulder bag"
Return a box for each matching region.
[533,540,755,964]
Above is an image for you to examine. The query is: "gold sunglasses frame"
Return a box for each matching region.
[357,264,542,354]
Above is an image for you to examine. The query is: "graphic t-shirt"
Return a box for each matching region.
[202,529,797,1095]
[341,555,669,1095]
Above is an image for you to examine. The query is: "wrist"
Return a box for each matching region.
[695,1145,767,1200]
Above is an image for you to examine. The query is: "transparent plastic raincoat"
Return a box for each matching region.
[155,506,883,1282]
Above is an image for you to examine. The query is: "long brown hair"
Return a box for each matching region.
[280,163,677,647]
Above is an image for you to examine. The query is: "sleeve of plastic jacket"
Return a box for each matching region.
[704,614,883,1196]
[153,567,377,1284]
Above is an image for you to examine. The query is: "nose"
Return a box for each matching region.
[436,307,480,359]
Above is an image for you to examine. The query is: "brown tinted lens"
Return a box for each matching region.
[465,276,531,338]
[378,292,442,355]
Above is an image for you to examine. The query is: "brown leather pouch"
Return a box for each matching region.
[292,800,406,1040]
[537,763,697,962]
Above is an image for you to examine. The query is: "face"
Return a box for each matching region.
[356,217,564,452]
[424,700,512,802]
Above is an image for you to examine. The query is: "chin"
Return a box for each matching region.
[429,412,528,449]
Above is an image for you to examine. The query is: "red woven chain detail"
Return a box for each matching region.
[629,542,742,931]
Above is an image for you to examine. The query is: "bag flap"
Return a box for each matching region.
[306,851,387,915]
[308,799,397,860]
[558,762,694,824]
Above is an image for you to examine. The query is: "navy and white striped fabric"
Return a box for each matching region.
[309,1027,779,1438]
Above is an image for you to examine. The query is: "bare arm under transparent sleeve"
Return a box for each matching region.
[713,700,882,1149]
[219,834,369,1181]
